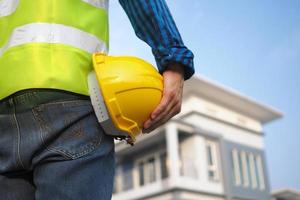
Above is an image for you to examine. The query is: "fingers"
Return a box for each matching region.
[143,88,182,133]
[143,100,181,133]
[149,90,174,120]
[142,100,172,131]
[153,89,181,123]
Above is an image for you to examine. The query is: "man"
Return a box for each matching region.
[0,0,194,199]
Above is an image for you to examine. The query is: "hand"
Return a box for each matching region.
[142,63,184,133]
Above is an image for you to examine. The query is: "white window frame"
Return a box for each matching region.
[205,140,220,182]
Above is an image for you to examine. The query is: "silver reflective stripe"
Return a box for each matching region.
[88,71,110,123]
[0,23,107,56]
[88,71,129,138]
[0,0,19,17]
[82,0,108,9]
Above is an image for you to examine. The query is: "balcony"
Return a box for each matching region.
[112,122,224,200]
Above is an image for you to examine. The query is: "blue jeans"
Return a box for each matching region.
[0,89,115,200]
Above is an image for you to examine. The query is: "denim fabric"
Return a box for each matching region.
[0,89,115,200]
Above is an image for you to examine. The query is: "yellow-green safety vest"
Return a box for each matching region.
[0,0,109,100]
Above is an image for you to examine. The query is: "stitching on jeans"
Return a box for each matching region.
[11,102,26,169]
[33,99,90,110]
[31,107,103,160]
[35,108,102,159]
[8,114,20,169]
[31,108,72,160]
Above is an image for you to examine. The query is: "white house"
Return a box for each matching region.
[112,75,282,200]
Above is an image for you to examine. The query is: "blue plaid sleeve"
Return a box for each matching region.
[119,0,195,80]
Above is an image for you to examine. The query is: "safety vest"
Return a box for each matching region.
[0,0,109,100]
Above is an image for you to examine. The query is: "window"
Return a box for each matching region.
[232,149,241,186]
[179,134,198,179]
[241,151,250,187]
[255,155,266,190]
[180,154,198,178]
[206,140,219,181]
[147,157,156,183]
[246,153,252,187]
[231,149,266,191]
[135,151,168,187]
[113,151,170,194]
[160,152,168,179]
[137,160,150,186]
[249,153,258,189]
[138,162,145,186]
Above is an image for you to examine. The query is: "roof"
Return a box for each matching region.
[272,188,300,200]
[183,75,283,124]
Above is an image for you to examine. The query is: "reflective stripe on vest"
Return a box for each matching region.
[0,0,109,100]
[0,23,107,56]
[82,0,108,9]
[0,0,109,47]
[0,0,19,17]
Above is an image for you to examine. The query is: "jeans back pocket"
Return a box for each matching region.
[32,99,103,159]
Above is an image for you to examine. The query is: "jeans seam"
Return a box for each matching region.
[8,115,19,169]
[33,99,90,110]
[11,101,26,169]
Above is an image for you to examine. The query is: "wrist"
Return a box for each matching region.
[164,62,185,79]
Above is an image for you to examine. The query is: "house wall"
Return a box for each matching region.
[182,113,264,150]
[180,96,263,133]
[223,141,271,200]
[178,134,224,195]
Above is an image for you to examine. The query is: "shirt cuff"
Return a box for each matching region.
[152,46,195,80]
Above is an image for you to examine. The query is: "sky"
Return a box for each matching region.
[108,0,300,191]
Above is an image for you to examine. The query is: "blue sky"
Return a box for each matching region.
[109,0,300,190]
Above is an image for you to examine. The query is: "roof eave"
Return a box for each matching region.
[183,75,283,124]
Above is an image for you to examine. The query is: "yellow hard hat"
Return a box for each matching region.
[88,53,163,145]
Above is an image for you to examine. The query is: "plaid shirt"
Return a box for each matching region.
[119,0,195,80]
